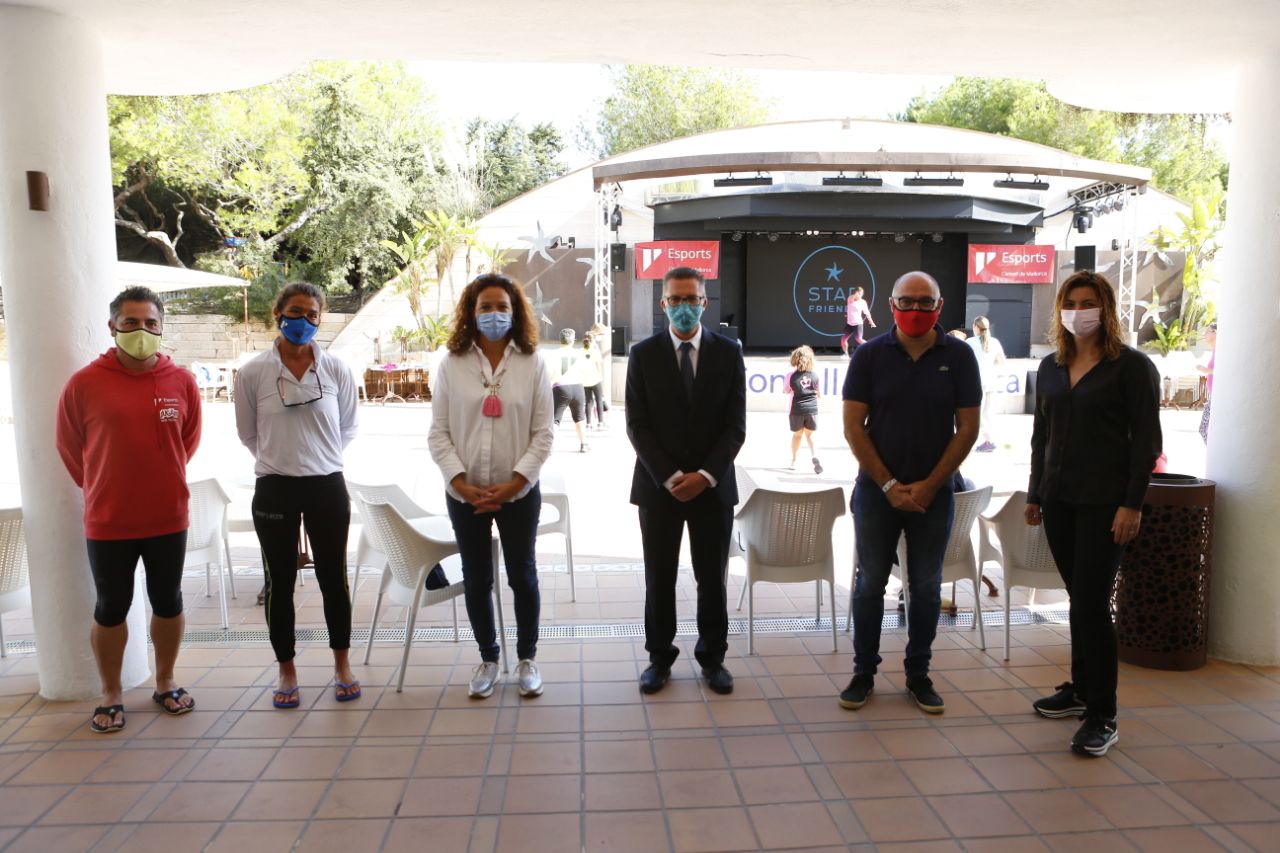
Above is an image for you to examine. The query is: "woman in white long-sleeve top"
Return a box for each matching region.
[234,282,361,709]
[430,274,554,699]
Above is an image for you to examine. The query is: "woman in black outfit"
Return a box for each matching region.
[1025,270,1162,757]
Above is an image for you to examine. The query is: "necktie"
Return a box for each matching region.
[679,341,695,400]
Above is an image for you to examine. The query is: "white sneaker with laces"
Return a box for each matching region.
[468,661,501,698]
[515,659,543,697]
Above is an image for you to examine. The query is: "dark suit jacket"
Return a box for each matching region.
[626,326,747,508]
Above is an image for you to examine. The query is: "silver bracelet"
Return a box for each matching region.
[881,477,898,494]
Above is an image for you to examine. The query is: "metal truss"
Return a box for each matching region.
[593,183,618,332]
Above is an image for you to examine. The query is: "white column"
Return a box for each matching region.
[0,6,151,698]
[1206,55,1280,665]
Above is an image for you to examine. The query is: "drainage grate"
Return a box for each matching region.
[0,608,1071,655]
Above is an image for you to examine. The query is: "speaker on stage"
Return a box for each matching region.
[1074,245,1096,272]
[611,325,628,356]
[610,243,627,271]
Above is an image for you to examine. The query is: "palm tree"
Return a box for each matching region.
[380,220,432,329]
[421,210,469,316]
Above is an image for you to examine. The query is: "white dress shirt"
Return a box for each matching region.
[429,341,554,502]
[234,340,359,477]
[663,324,717,491]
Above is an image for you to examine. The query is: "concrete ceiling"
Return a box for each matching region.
[14,0,1279,111]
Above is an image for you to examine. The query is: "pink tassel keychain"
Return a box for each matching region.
[482,385,503,417]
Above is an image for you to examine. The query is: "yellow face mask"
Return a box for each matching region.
[114,328,161,361]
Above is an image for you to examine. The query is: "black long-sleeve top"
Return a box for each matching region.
[1028,346,1162,510]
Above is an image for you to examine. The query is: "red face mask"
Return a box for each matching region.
[892,307,941,338]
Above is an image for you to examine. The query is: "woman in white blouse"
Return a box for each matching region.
[234,282,361,709]
[429,274,554,699]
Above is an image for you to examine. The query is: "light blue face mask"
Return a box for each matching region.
[476,311,513,341]
[665,303,703,335]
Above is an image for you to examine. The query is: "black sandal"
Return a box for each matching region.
[89,704,125,733]
[152,688,195,716]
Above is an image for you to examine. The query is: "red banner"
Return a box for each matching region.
[968,244,1056,284]
[634,240,721,280]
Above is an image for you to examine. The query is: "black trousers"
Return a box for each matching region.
[1041,501,1125,719]
[638,496,733,669]
[86,530,188,627]
[252,472,351,662]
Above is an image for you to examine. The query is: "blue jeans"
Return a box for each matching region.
[445,485,541,662]
[851,480,954,678]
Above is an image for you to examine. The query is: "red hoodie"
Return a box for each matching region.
[55,350,202,540]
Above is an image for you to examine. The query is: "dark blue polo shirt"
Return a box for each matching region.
[842,325,982,487]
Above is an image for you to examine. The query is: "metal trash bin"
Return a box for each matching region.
[1113,474,1216,671]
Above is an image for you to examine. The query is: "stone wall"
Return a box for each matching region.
[159,313,354,366]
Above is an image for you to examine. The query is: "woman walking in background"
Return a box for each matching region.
[841,286,876,356]
[429,273,554,699]
[1025,271,1161,757]
[967,316,1006,452]
[234,282,361,709]
[580,332,608,430]
[785,345,822,473]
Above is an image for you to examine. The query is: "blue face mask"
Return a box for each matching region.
[279,315,319,345]
[476,311,513,341]
[665,303,704,335]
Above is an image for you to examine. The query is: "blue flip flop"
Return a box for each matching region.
[335,680,362,703]
[272,686,301,709]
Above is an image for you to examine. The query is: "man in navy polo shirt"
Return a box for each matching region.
[838,271,981,714]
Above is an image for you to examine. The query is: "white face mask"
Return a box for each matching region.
[1061,307,1102,339]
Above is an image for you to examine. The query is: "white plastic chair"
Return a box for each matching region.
[186,478,236,629]
[191,361,229,401]
[728,464,759,581]
[0,509,32,657]
[354,496,465,692]
[347,481,435,614]
[538,470,576,602]
[735,486,846,654]
[978,490,1064,660]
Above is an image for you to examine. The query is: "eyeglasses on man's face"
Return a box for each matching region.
[891,296,939,311]
[664,294,704,306]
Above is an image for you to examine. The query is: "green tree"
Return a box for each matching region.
[1151,189,1226,336]
[466,118,567,209]
[900,78,1228,200]
[380,221,434,329]
[582,65,772,158]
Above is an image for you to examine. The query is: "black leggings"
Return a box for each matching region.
[86,530,188,627]
[253,472,351,662]
[1041,501,1125,719]
[584,383,607,425]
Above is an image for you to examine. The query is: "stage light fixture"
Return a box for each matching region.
[822,172,883,187]
[767,233,779,242]
[714,173,773,187]
[931,233,943,242]
[1074,210,1094,234]
[894,234,906,243]
[994,174,1050,190]
[731,231,743,241]
[610,205,622,229]
[1113,194,1125,211]
[904,173,964,187]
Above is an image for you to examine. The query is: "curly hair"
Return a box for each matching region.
[1051,271,1125,364]
[789,345,815,372]
[446,273,539,355]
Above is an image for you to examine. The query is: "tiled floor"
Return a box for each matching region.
[0,565,1278,852]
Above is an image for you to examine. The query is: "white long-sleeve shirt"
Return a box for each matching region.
[234,340,359,477]
[429,342,554,502]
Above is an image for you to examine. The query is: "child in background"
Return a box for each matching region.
[785,345,822,473]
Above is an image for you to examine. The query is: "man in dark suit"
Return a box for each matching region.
[626,267,747,695]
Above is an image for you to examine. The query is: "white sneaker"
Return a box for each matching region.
[515,659,543,697]
[468,661,501,698]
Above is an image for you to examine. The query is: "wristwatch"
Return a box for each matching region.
[881,477,898,494]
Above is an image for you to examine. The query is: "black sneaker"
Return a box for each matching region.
[905,675,945,714]
[1071,716,1119,757]
[838,674,874,710]
[812,457,823,475]
[1033,682,1087,719]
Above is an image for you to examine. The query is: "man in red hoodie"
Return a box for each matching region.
[55,286,202,733]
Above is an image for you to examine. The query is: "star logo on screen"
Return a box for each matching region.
[825,263,843,282]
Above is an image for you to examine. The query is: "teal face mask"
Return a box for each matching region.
[665,303,703,335]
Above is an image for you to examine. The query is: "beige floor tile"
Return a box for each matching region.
[383,816,473,852]
[653,737,727,771]
[584,739,654,773]
[502,773,582,813]
[223,710,303,739]
[294,710,371,737]
[660,769,743,808]
[1122,826,1223,853]
[231,779,328,820]
[1074,784,1191,829]
[509,740,583,775]
[1034,751,1135,786]
[261,745,347,780]
[806,730,890,763]
[928,792,1031,838]
[646,702,714,730]
[315,778,406,819]
[428,707,495,736]
[899,757,992,795]
[112,821,219,852]
[147,781,250,822]
[296,818,390,852]
[1040,830,1139,852]
[667,806,758,853]
[1166,779,1280,822]
[828,760,917,799]
[36,782,150,825]
[363,708,434,737]
[204,820,306,853]
[516,705,582,734]
[849,796,951,842]
[971,754,1065,791]
[583,703,647,732]
[187,747,274,781]
[337,744,416,779]
[735,765,819,804]
[3,824,110,853]
[749,802,843,849]
[1188,742,1280,778]
[398,777,484,816]
[722,733,797,768]
[585,810,671,852]
[875,728,961,761]
[585,771,662,811]
[940,725,1026,756]
[952,838,1050,853]
[8,750,111,785]
[415,742,493,776]
[494,812,581,853]
[1222,821,1280,852]
[1121,745,1223,781]
[1002,790,1112,834]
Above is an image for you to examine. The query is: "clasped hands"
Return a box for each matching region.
[452,474,526,514]
[668,471,710,503]
[884,480,938,513]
